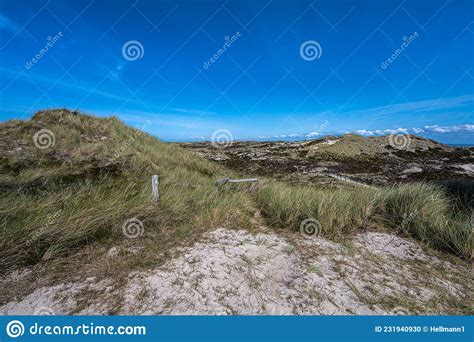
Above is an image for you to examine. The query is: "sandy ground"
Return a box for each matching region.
[0,228,470,315]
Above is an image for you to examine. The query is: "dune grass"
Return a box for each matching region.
[254,182,376,239]
[0,109,254,274]
[372,183,472,259]
[256,182,472,259]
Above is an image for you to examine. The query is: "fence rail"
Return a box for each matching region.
[215,177,259,187]
[318,172,376,189]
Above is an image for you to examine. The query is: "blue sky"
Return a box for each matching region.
[0,0,473,143]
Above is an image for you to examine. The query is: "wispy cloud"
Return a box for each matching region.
[0,13,19,33]
[90,109,223,131]
[344,94,474,120]
[0,67,138,103]
[172,108,217,116]
[119,112,204,129]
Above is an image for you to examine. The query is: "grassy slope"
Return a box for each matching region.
[0,109,255,275]
[305,133,446,157]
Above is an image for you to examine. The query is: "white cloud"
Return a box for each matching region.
[354,129,375,136]
[271,131,321,139]
[412,127,425,134]
[353,124,474,136]
[384,128,409,134]
[424,124,474,133]
[353,127,408,136]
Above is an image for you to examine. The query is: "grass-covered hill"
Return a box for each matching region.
[0,109,254,275]
[0,108,471,287]
[304,133,448,156]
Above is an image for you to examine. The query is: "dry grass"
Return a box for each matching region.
[0,109,254,274]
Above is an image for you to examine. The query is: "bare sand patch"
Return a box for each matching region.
[1,229,469,315]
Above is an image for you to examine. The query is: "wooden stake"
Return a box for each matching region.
[152,175,159,203]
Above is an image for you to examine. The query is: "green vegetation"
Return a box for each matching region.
[256,182,472,259]
[372,183,472,259]
[255,182,375,239]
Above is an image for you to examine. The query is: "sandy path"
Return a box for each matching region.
[1,228,470,315]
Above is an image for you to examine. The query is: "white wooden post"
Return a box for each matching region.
[152,175,159,203]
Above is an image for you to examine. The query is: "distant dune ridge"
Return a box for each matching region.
[183,132,473,185]
[0,109,472,315]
